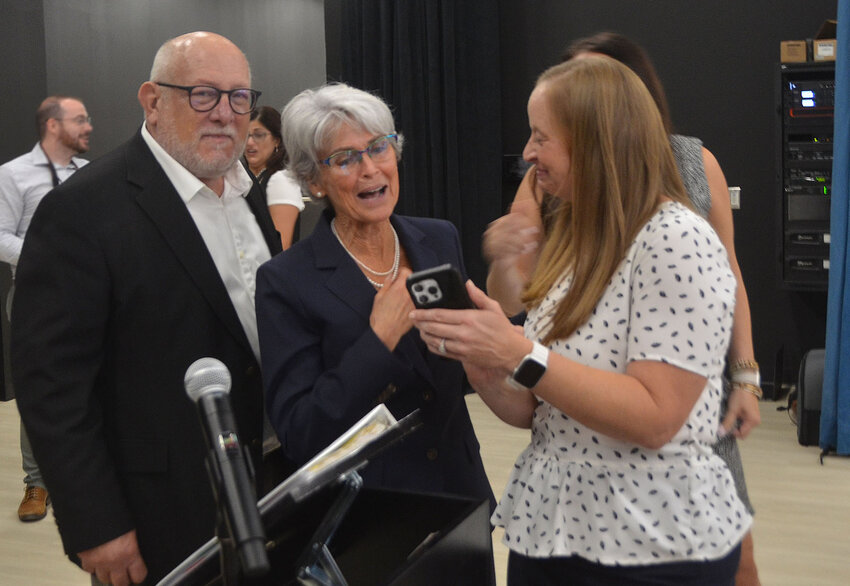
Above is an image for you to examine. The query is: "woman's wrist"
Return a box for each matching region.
[504,338,545,390]
[730,358,759,374]
[729,358,762,399]
[732,381,763,400]
[508,337,536,372]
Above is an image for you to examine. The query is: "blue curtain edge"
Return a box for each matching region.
[819,0,850,454]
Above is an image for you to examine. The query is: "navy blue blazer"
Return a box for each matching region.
[257,210,493,505]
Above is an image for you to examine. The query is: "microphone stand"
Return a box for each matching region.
[218,528,241,586]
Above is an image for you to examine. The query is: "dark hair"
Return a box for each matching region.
[249,105,286,177]
[561,32,673,134]
[36,95,75,139]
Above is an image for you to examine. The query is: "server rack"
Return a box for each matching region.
[778,62,836,290]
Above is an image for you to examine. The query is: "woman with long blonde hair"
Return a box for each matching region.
[412,56,749,585]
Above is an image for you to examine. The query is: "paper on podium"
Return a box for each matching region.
[304,405,396,478]
[259,404,422,512]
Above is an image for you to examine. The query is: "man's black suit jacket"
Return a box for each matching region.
[12,130,282,583]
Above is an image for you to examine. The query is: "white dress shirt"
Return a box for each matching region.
[141,124,271,361]
[0,143,88,273]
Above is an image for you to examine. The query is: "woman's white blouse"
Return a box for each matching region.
[492,201,752,565]
[265,169,305,211]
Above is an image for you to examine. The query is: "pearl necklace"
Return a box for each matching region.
[331,219,400,289]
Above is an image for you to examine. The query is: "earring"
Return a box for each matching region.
[315,191,324,198]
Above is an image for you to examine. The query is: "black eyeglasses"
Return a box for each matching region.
[154,82,261,115]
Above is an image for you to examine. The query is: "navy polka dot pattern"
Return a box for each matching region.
[492,202,752,565]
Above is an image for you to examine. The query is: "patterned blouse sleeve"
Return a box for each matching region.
[626,206,736,377]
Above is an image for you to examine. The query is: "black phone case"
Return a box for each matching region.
[406,264,474,310]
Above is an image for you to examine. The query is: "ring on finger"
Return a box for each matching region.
[438,337,447,355]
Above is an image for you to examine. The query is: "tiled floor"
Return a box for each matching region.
[1,395,849,585]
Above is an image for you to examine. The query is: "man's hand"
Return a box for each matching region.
[79,530,148,586]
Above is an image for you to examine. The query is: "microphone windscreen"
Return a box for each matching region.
[184,357,232,402]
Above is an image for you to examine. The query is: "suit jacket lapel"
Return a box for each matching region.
[125,132,254,355]
[310,211,443,387]
[310,210,376,321]
[391,216,441,388]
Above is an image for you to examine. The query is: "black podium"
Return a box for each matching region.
[159,407,495,585]
[160,482,494,586]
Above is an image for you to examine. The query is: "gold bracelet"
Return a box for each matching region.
[732,381,763,400]
[730,359,759,374]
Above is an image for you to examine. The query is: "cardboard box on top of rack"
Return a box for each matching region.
[780,20,837,63]
[780,40,808,63]
[813,19,837,62]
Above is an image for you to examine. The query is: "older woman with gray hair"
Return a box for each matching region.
[255,83,493,507]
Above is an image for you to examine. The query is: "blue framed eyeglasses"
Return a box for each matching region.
[320,134,398,173]
[154,82,261,115]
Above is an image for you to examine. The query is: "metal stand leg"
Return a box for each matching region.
[296,471,363,586]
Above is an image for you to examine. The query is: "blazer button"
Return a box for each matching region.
[246,365,257,377]
[376,383,398,404]
[251,438,262,450]
[426,448,438,461]
[422,389,433,402]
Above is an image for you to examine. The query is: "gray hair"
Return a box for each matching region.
[150,40,176,81]
[281,83,403,203]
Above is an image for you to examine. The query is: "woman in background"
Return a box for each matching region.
[484,33,761,584]
[413,55,750,585]
[245,105,304,249]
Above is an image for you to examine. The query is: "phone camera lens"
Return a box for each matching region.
[417,295,428,304]
[413,284,423,292]
[428,286,438,295]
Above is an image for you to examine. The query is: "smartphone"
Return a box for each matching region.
[406,264,474,310]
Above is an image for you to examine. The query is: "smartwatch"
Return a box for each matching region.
[507,341,549,390]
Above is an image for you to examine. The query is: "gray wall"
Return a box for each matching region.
[0,2,48,163]
[41,0,327,160]
[0,0,327,399]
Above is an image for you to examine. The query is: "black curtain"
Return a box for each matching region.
[328,0,502,285]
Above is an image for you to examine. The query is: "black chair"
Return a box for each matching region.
[797,348,825,446]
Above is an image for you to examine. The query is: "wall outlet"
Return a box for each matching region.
[729,186,741,210]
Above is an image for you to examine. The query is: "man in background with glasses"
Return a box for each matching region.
[13,32,281,586]
[0,95,91,524]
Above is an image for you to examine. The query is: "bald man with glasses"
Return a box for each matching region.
[0,95,91,524]
[12,32,281,585]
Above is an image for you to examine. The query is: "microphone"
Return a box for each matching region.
[184,357,269,577]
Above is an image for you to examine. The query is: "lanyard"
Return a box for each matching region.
[39,143,62,188]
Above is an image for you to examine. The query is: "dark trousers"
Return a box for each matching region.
[507,544,741,586]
